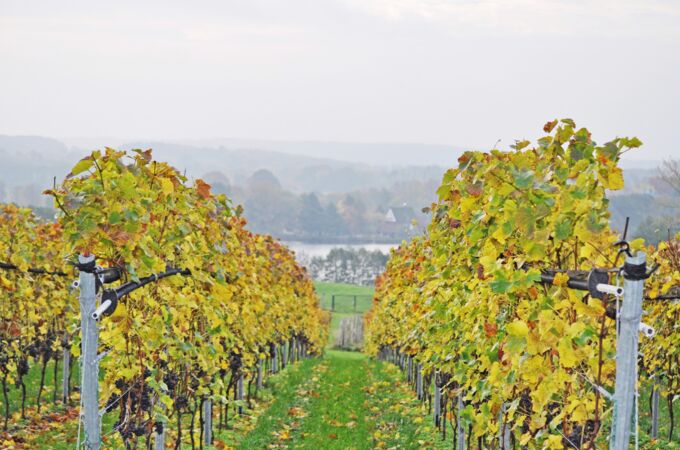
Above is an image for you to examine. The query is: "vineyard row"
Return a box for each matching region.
[365,120,680,449]
[0,148,329,449]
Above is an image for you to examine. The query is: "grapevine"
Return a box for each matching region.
[0,205,71,428]
[365,120,679,448]
[0,148,328,448]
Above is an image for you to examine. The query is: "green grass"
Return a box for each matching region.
[234,357,322,449]
[3,357,77,417]
[1,359,122,450]
[235,349,448,449]
[284,350,373,449]
[314,281,374,314]
[314,282,374,298]
[234,283,447,449]
[637,382,680,447]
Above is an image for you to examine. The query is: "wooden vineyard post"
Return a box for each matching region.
[155,390,167,450]
[78,254,101,450]
[611,251,646,450]
[154,418,165,450]
[271,344,278,374]
[61,334,70,404]
[456,392,465,450]
[237,373,244,415]
[433,371,441,427]
[203,398,212,446]
[651,384,660,439]
[416,363,423,400]
[499,403,511,450]
[257,358,263,391]
[407,356,413,383]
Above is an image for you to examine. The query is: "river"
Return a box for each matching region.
[283,241,397,259]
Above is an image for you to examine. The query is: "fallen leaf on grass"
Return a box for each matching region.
[278,430,290,440]
[287,407,307,418]
[213,439,235,450]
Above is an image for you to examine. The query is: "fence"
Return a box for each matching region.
[319,293,373,313]
[335,315,364,350]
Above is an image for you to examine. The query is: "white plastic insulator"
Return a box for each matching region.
[639,322,655,338]
[596,283,624,297]
[92,299,112,320]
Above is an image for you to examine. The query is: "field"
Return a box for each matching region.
[315,281,374,313]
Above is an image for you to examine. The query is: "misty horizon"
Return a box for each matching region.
[0,133,666,170]
[2,1,679,162]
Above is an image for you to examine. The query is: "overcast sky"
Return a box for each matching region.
[1,0,679,161]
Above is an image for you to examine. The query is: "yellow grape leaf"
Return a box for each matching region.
[66,156,94,178]
[0,276,11,290]
[110,301,127,321]
[573,298,604,318]
[546,434,565,449]
[506,320,529,338]
[628,238,645,253]
[607,166,624,190]
[160,177,174,195]
[160,394,174,410]
[558,338,578,368]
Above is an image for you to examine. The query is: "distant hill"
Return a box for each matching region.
[174,138,465,167]
[112,140,448,193]
[0,135,450,201]
[0,136,84,206]
[0,135,78,185]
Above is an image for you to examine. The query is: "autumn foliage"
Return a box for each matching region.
[366,120,678,448]
[1,149,328,442]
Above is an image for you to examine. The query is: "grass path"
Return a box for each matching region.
[234,282,446,449]
[238,349,448,450]
[283,351,372,449]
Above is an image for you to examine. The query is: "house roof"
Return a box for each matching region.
[386,206,416,223]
